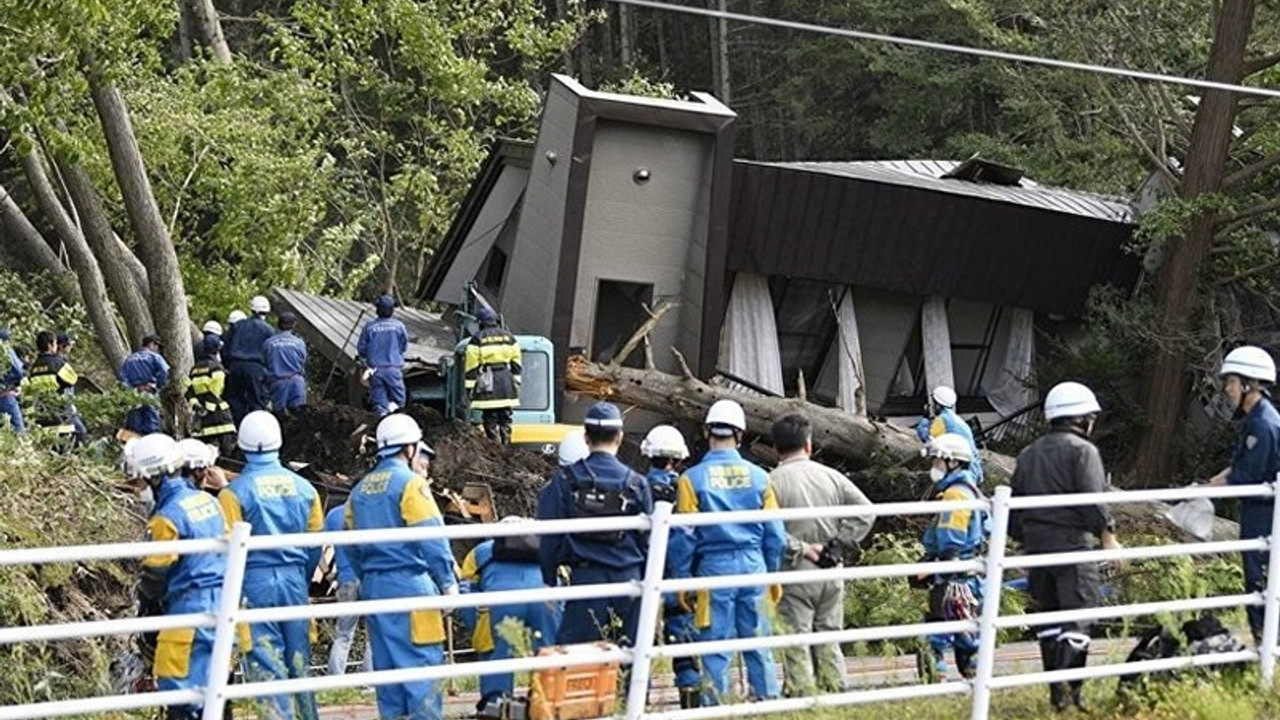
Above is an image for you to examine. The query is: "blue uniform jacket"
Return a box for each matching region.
[357,317,408,368]
[143,476,228,601]
[264,331,307,378]
[2,343,23,389]
[218,452,324,573]
[226,316,275,364]
[536,452,654,586]
[916,408,984,481]
[344,456,457,594]
[119,348,171,390]
[324,504,357,585]
[1229,399,1280,510]
[668,448,786,578]
[921,469,984,560]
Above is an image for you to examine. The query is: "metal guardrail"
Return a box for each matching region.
[0,483,1278,720]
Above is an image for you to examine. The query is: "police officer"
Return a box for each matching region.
[1,328,25,433]
[1207,346,1280,643]
[1010,381,1118,712]
[264,312,308,414]
[176,437,229,495]
[916,386,983,482]
[224,296,276,424]
[917,433,984,682]
[221,310,246,367]
[460,516,562,707]
[345,413,458,720]
[187,335,236,454]
[120,334,171,435]
[768,413,873,696]
[537,402,653,645]
[323,500,372,676]
[640,424,701,708]
[669,400,786,704]
[464,307,522,445]
[357,294,409,417]
[218,411,323,719]
[23,330,85,443]
[130,433,227,720]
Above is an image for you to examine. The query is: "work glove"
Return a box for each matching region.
[442,583,461,617]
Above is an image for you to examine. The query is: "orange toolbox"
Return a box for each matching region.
[529,642,621,720]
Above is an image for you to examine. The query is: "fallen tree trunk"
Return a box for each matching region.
[565,354,1240,542]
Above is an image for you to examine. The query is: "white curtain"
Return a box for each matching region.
[987,308,1038,417]
[921,296,955,394]
[718,272,785,395]
[835,289,866,416]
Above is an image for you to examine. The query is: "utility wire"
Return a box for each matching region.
[603,0,1280,100]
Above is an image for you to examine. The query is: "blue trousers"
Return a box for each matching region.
[269,376,306,412]
[227,362,269,424]
[156,587,221,715]
[240,566,317,720]
[0,394,24,433]
[362,570,446,720]
[368,368,406,417]
[1242,503,1272,640]
[926,577,982,671]
[695,550,779,703]
[125,404,161,434]
[477,597,562,700]
[559,564,642,646]
[663,603,700,689]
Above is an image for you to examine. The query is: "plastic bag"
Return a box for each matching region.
[1167,496,1214,541]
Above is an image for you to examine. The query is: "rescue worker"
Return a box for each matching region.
[460,516,561,707]
[130,433,227,720]
[641,424,701,708]
[768,413,873,696]
[221,310,246,367]
[1010,381,1118,712]
[224,296,276,424]
[187,335,236,454]
[345,413,459,720]
[537,402,654,645]
[916,386,983,482]
[324,501,372,675]
[202,320,223,346]
[464,307,522,445]
[22,330,85,443]
[557,429,590,468]
[218,411,323,719]
[1207,346,1280,643]
[120,334,171,435]
[177,437,229,495]
[56,332,75,358]
[356,294,408,418]
[264,312,308,414]
[1,328,25,433]
[669,400,786,704]
[916,433,985,682]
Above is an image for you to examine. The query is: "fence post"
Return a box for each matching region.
[970,485,1012,720]
[202,521,252,720]
[1259,478,1280,687]
[624,500,674,720]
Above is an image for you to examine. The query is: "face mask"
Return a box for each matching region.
[929,467,946,482]
[138,485,156,516]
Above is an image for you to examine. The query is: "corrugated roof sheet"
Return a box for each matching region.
[273,288,457,374]
[764,160,1135,223]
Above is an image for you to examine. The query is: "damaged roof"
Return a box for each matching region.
[273,288,457,374]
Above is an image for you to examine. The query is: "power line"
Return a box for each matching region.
[603,0,1280,100]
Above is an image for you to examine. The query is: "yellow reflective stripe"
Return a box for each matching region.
[675,475,700,514]
[460,548,481,582]
[343,501,356,531]
[401,475,443,526]
[218,490,244,526]
[762,482,779,511]
[57,364,77,386]
[307,494,324,533]
[143,516,180,568]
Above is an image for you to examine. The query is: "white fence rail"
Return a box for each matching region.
[1,481,1278,720]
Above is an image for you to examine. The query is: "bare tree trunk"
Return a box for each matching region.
[181,0,233,63]
[0,182,69,279]
[116,233,151,303]
[17,151,130,367]
[619,3,635,68]
[177,1,194,61]
[709,0,731,104]
[87,72,195,427]
[1132,0,1256,487]
[57,159,154,345]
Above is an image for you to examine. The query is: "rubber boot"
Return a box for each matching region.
[679,687,702,709]
[1055,639,1089,713]
[954,647,977,680]
[1039,636,1068,711]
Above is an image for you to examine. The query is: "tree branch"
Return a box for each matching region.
[1218,195,1280,236]
[1099,81,1181,191]
[1222,149,1280,188]
[609,299,678,370]
[1243,49,1280,76]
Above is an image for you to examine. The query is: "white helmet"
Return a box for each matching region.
[1220,346,1276,384]
[931,386,958,409]
[177,438,218,469]
[641,425,689,459]
[557,430,590,466]
[202,320,223,336]
[1044,382,1101,421]
[376,413,422,454]
[238,410,282,452]
[129,433,184,481]
[500,515,527,524]
[928,432,973,463]
[250,295,271,314]
[705,399,747,436]
[228,310,247,324]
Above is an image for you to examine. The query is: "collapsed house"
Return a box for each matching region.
[418,74,1141,428]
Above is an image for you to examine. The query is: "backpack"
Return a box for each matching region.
[565,461,644,544]
[1117,613,1247,692]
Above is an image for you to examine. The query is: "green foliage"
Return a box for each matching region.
[1109,533,1245,631]
[600,72,683,100]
